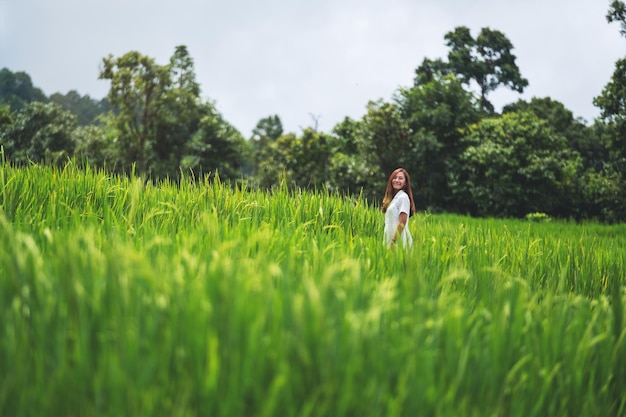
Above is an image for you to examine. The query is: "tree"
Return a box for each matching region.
[290,128,333,188]
[183,102,249,181]
[0,104,12,132]
[607,0,626,37]
[254,127,333,190]
[503,97,599,170]
[49,90,110,126]
[331,116,361,156]
[99,46,221,179]
[250,115,284,178]
[256,132,294,189]
[594,58,626,121]
[334,100,413,202]
[594,58,626,176]
[99,50,171,176]
[325,117,371,196]
[570,0,626,223]
[579,168,626,223]
[413,58,454,86]
[398,73,480,211]
[361,100,412,178]
[252,115,283,143]
[1,102,77,165]
[73,125,116,169]
[153,46,203,179]
[451,111,581,218]
[0,68,47,111]
[444,26,528,112]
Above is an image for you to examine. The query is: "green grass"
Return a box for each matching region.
[1,161,625,417]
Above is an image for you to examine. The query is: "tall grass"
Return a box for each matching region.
[1,161,625,416]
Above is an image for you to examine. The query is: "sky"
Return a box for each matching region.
[1,0,624,136]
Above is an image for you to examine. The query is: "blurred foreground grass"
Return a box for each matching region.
[1,162,625,416]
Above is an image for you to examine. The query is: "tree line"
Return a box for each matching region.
[1,3,626,223]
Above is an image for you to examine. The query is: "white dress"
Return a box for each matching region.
[384,190,413,247]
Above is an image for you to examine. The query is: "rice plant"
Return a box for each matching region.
[1,161,625,416]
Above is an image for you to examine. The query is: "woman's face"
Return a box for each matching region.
[391,171,406,191]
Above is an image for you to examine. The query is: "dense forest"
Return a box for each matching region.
[2,2,626,222]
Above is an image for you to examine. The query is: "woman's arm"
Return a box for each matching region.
[390,212,408,245]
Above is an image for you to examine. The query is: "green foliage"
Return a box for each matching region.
[325,118,373,198]
[251,115,284,143]
[0,104,12,132]
[1,102,77,165]
[99,46,239,180]
[413,57,453,86]
[2,22,626,224]
[256,128,333,190]
[359,100,411,197]
[152,46,204,179]
[1,163,625,416]
[72,125,116,169]
[503,97,578,133]
[326,151,370,196]
[330,116,360,155]
[250,115,283,177]
[594,57,626,121]
[0,68,47,111]
[49,90,110,126]
[579,168,626,223]
[452,111,582,218]
[444,26,528,112]
[99,50,172,175]
[289,128,333,188]
[504,97,599,170]
[183,104,249,181]
[398,73,480,211]
[607,0,626,37]
[524,212,551,222]
[594,58,626,182]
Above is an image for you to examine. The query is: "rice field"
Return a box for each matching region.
[1,161,625,417]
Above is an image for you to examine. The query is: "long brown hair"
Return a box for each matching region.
[381,168,416,216]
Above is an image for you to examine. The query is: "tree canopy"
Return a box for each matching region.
[2,13,626,223]
[444,26,528,112]
[607,0,626,37]
[0,68,47,111]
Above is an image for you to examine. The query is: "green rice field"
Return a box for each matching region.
[1,161,625,416]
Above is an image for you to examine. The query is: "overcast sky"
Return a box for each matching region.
[1,0,624,136]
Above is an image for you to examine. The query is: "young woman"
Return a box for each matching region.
[382,168,416,249]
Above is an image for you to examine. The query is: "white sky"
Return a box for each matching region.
[1,0,624,136]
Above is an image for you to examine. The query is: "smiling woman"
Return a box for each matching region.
[381,167,416,249]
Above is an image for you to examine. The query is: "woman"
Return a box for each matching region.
[382,168,416,249]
